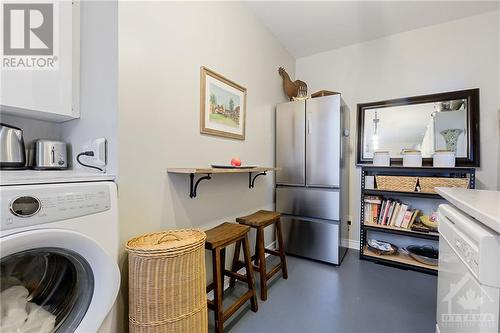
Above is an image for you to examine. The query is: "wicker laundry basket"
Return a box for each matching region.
[126,229,208,333]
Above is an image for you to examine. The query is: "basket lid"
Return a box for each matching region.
[126,229,206,253]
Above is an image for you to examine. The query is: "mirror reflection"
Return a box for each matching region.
[363,99,467,158]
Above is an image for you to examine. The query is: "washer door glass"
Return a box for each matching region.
[0,247,94,333]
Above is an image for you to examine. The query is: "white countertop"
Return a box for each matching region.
[0,170,115,186]
[436,187,500,233]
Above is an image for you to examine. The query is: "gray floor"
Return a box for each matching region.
[209,250,437,333]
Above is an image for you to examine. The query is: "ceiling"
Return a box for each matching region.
[245,1,500,58]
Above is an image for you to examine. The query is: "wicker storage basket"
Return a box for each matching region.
[126,229,208,333]
[375,176,418,192]
[419,177,469,194]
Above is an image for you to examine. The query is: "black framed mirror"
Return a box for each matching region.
[356,88,480,166]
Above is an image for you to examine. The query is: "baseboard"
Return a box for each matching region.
[342,238,360,250]
[207,241,276,300]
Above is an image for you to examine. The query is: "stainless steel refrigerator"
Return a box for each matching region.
[275,94,349,265]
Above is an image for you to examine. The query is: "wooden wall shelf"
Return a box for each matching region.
[167,167,278,198]
[168,167,278,174]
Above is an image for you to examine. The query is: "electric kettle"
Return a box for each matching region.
[0,123,26,169]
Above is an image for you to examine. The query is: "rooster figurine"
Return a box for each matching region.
[278,67,308,101]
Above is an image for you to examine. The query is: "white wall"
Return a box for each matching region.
[296,11,500,244]
[118,2,294,331]
[61,1,118,174]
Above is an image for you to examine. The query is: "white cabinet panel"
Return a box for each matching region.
[1,2,80,122]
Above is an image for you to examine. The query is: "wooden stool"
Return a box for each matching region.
[232,210,288,301]
[205,223,258,333]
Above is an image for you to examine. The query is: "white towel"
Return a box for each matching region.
[19,303,56,333]
[0,285,56,333]
[0,285,29,331]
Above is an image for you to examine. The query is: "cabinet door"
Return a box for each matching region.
[0,2,80,122]
[276,100,305,185]
[306,95,340,187]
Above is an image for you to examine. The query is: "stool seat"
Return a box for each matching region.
[236,210,281,227]
[205,222,250,250]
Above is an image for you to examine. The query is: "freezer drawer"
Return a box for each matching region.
[276,186,339,221]
[276,100,306,185]
[281,216,345,264]
[306,95,341,187]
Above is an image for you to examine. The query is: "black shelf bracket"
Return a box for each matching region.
[249,172,267,188]
[189,173,211,198]
[187,170,271,198]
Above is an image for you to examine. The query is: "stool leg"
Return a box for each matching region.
[229,240,241,288]
[220,248,226,296]
[242,235,258,312]
[212,248,224,333]
[275,219,288,279]
[254,231,260,266]
[257,227,268,301]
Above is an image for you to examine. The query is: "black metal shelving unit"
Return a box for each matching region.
[359,166,476,275]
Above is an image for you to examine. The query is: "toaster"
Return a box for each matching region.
[34,140,68,170]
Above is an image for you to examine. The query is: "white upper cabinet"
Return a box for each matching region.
[1,1,80,122]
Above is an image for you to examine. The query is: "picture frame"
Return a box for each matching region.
[200,66,247,140]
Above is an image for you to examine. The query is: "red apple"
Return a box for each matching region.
[231,157,242,166]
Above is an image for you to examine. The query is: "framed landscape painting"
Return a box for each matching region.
[200,66,246,140]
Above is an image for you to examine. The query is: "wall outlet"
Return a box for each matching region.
[91,138,107,166]
[80,138,107,167]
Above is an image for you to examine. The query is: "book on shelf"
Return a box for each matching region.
[389,202,401,226]
[377,200,384,224]
[381,199,392,225]
[395,204,408,227]
[363,196,427,232]
[401,210,413,228]
[385,200,398,225]
[407,210,420,229]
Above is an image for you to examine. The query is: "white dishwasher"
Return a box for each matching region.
[437,204,500,333]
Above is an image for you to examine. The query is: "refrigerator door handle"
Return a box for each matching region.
[307,112,312,135]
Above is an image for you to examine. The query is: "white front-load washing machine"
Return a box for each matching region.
[0,180,120,333]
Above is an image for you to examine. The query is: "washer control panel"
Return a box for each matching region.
[1,184,110,231]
